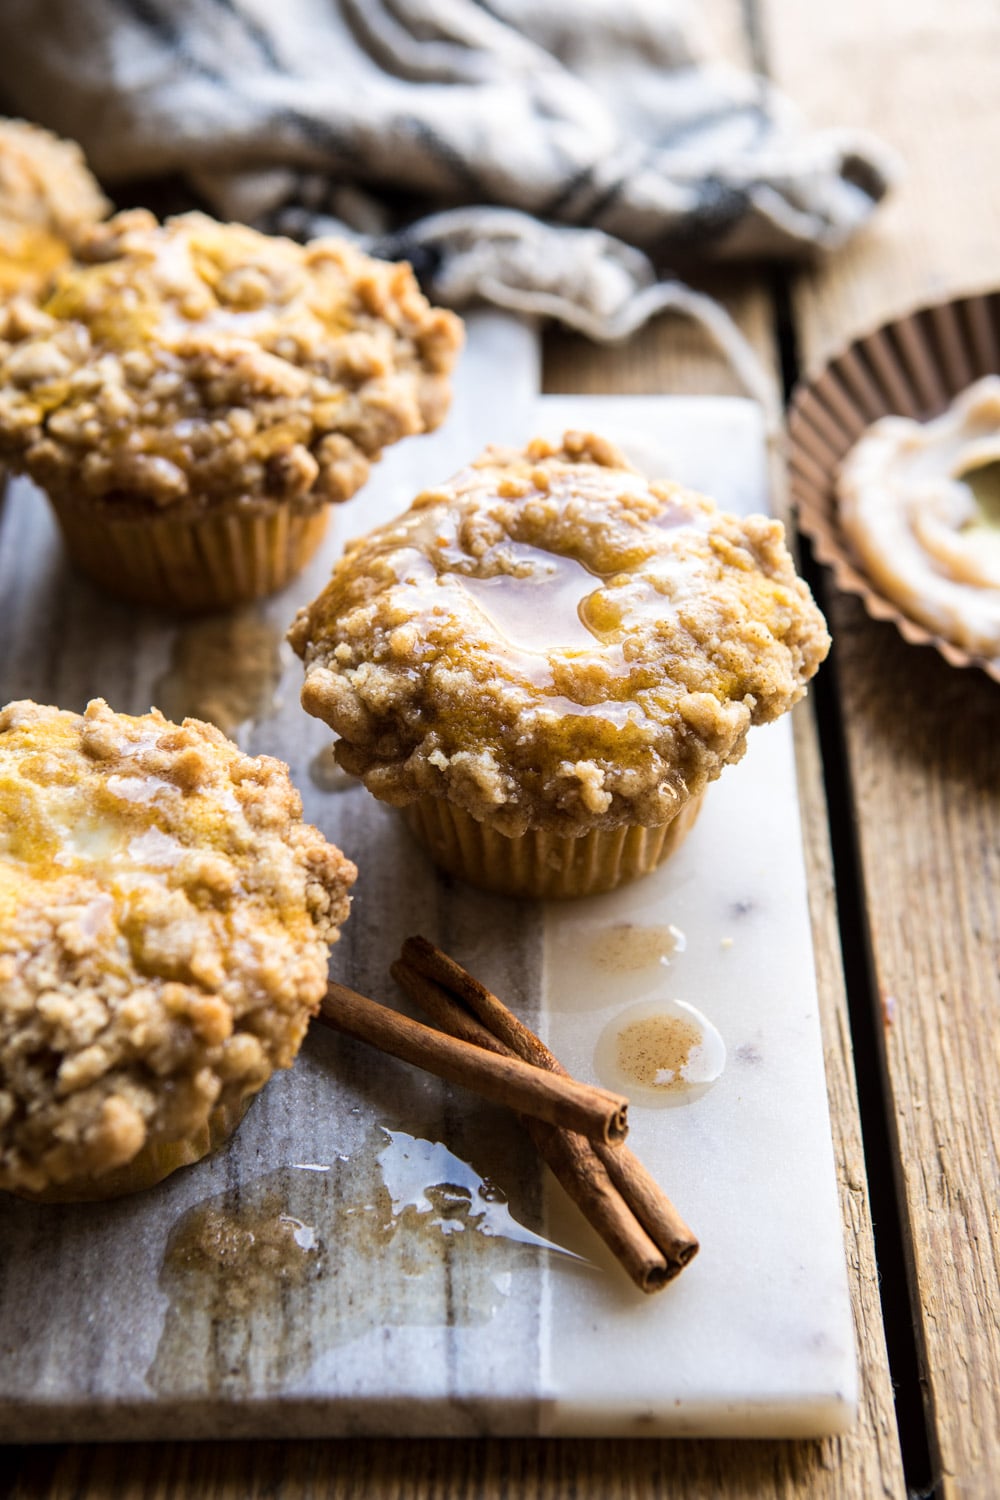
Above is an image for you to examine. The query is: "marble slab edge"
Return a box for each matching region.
[0,1392,855,1443]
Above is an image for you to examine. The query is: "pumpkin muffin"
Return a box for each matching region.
[0,118,109,299]
[290,432,830,898]
[0,698,356,1200]
[0,210,463,611]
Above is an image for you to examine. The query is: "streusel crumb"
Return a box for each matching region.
[0,118,109,297]
[0,698,356,1196]
[0,210,462,514]
[291,433,830,837]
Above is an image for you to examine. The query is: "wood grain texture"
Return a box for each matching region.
[762,0,1000,1493]
[779,501,907,1500]
[0,1434,910,1500]
[827,601,1000,1500]
[543,271,772,399]
[764,0,1000,371]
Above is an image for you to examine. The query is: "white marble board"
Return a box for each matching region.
[0,315,855,1439]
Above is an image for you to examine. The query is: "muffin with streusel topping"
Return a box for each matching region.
[0,210,463,611]
[0,118,109,299]
[290,432,829,898]
[0,698,356,1200]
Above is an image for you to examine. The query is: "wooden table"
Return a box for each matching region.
[4,1,998,1496]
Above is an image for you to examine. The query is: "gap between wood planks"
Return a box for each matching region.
[744,16,944,1488]
[768,270,937,1498]
[735,5,938,1481]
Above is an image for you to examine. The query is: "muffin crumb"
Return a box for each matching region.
[0,210,463,516]
[292,433,830,838]
[0,698,356,1196]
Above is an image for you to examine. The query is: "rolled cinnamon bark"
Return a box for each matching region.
[389,960,509,1057]
[402,935,554,1068]
[318,980,629,1146]
[521,1119,674,1294]
[391,954,697,1291]
[398,937,699,1281]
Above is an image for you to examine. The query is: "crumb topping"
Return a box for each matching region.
[0,118,109,297]
[0,698,356,1195]
[291,432,830,837]
[0,210,463,515]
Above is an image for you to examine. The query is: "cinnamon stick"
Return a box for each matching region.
[389,961,510,1057]
[318,981,629,1146]
[398,937,699,1282]
[390,960,672,1294]
[402,935,555,1069]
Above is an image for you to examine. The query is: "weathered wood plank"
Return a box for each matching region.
[0,1430,901,1500]
[765,0,1000,369]
[762,0,1000,1493]
[543,271,773,399]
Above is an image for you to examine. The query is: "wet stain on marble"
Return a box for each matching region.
[615,1013,702,1088]
[595,998,726,1108]
[588,922,686,973]
[149,1127,577,1395]
[153,611,285,742]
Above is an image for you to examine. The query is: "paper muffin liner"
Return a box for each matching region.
[401,792,705,900]
[18,1092,256,1204]
[787,289,1000,684]
[47,494,331,613]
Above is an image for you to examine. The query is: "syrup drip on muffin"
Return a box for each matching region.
[291,431,829,844]
[457,543,601,656]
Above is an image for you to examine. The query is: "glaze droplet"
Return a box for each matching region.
[595,997,725,1107]
[587,922,686,973]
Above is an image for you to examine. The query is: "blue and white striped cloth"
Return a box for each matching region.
[0,0,895,351]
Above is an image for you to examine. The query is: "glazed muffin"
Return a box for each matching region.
[0,210,463,611]
[290,432,830,899]
[0,118,109,299]
[0,698,356,1200]
[836,376,1000,662]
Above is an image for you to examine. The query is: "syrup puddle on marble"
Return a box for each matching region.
[546,921,688,1010]
[308,743,358,792]
[148,1127,582,1394]
[153,610,285,743]
[595,997,726,1108]
[587,922,686,973]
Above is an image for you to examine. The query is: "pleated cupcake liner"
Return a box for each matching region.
[18,1092,257,1203]
[401,792,705,900]
[787,289,1000,684]
[48,494,331,613]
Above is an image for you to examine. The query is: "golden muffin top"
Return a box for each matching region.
[0,118,109,297]
[0,209,463,515]
[0,698,356,1197]
[290,433,830,837]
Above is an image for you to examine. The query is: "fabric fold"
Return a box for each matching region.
[0,0,897,363]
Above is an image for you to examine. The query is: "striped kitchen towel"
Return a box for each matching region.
[0,0,896,359]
